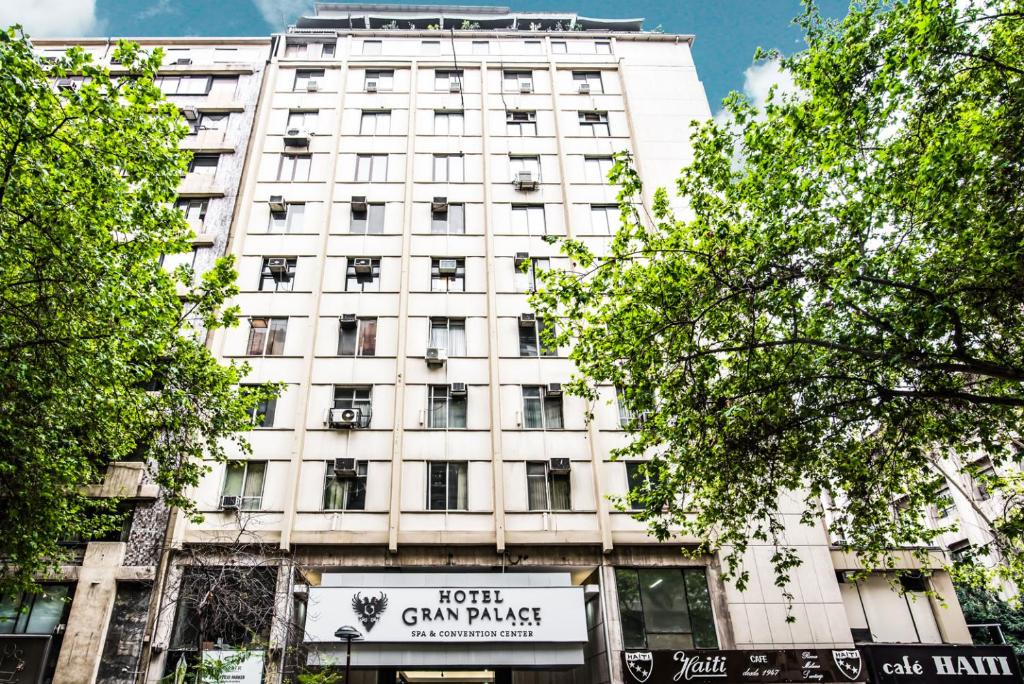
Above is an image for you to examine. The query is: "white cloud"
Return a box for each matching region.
[715,59,798,126]
[251,0,313,28]
[0,0,101,37]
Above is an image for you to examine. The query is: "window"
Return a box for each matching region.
[338,318,377,357]
[591,204,618,234]
[503,70,533,92]
[246,318,288,356]
[432,154,465,182]
[524,40,542,54]
[294,69,324,91]
[522,386,563,430]
[278,154,312,181]
[222,461,266,511]
[431,203,465,234]
[514,256,549,293]
[506,110,537,136]
[242,385,277,428]
[176,198,208,223]
[187,153,219,175]
[434,110,465,135]
[160,247,199,275]
[322,42,336,58]
[975,464,996,501]
[345,257,381,292]
[527,462,570,511]
[258,257,297,292]
[428,462,468,510]
[355,154,388,182]
[269,202,306,232]
[552,41,567,54]
[615,568,718,650]
[509,155,541,181]
[573,71,604,93]
[579,110,610,136]
[0,584,71,634]
[429,318,467,356]
[350,202,385,234]
[334,386,372,414]
[617,387,651,428]
[519,316,557,357]
[435,69,463,91]
[625,461,661,510]
[360,110,391,135]
[196,112,229,132]
[365,69,394,91]
[511,204,547,235]
[287,110,319,131]
[595,40,612,54]
[472,40,489,55]
[157,75,212,95]
[428,385,467,429]
[285,42,306,57]
[431,258,466,292]
[585,155,614,183]
[362,40,382,55]
[422,40,441,55]
[323,461,367,511]
[936,487,955,519]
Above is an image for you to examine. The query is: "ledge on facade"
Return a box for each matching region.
[177,174,225,197]
[82,462,159,500]
[830,547,947,571]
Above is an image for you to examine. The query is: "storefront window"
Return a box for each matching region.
[0,584,71,634]
[615,568,718,650]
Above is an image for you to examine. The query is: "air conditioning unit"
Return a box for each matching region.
[449,79,462,93]
[549,457,571,474]
[351,195,368,212]
[431,196,449,212]
[220,495,240,510]
[269,195,287,212]
[333,457,358,477]
[175,57,193,66]
[328,407,363,429]
[284,127,311,146]
[438,259,459,275]
[306,79,320,92]
[353,257,373,274]
[425,347,447,367]
[518,312,537,327]
[578,82,591,94]
[450,382,468,396]
[267,257,289,274]
[365,80,378,92]
[179,105,199,121]
[514,252,530,267]
[55,78,77,91]
[513,171,537,190]
[340,313,358,329]
[519,81,533,93]
[545,382,563,397]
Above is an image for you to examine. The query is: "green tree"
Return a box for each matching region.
[956,584,1024,661]
[533,0,1024,597]
[0,28,274,596]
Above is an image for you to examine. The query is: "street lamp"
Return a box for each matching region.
[334,625,363,682]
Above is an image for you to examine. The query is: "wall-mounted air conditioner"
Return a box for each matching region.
[450,382,467,396]
[514,252,530,267]
[425,347,447,367]
[518,313,537,327]
[578,82,591,94]
[437,259,459,275]
[431,196,448,212]
[548,458,571,474]
[267,257,289,274]
[220,495,240,510]
[333,458,358,477]
[513,171,537,190]
[284,127,311,146]
[340,313,358,329]
[269,196,287,212]
[545,382,563,397]
[352,258,373,274]
[351,196,368,212]
[306,79,320,92]
[366,80,378,92]
[328,407,362,429]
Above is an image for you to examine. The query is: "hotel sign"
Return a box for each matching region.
[305,584,587,643]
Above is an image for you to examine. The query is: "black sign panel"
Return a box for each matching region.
[0,635,52,684]
[861,644,1022,684]
[622,649,867,683]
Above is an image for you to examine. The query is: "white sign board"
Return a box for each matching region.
[305,585,587,644]
[200,650,264,684]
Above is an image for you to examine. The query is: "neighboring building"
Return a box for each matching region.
[6,37,271,684]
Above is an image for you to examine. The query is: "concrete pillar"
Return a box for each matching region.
[929,570,973,644]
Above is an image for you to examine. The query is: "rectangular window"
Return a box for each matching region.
[615,568,718,650]
[428,385,467,429]
[350,202,385,234]
[320,42,336,58]
[432,154,465,182]
[345,257,381,292]
[0,584,71,634]
[936,487,955,518]
[625,461,660,510]
[278,154,312,181]
[160,247,199,274]
[258,257,297,292]
[269,202,306,233]
[246,317,287,356]
[222,461,266,511]
[176,198,208,223]
[617,387,651,428]
[294,69,325,91]
[551,41,567,54]
[510,204,546,235]
[519,317,557,357]
[338,318,377,357]
[359,110,391,135]
[513,256,549,293]
[435,69,464,91]
[590,204,618,234]
[506,110,537,136]
[527,462,571,511]
[573,71,604,93]
[472,40,490,55]
[428,462,468,510]
[422,40,441,55]
[522,386,563,430]
[524,40,542,54]
[509,155,541,182]
[503,70,533,92]
[242,385,277,428]
[365,69,394,91]
[187,153,219,175]
[362,40,382,55]
[430,258,466,292]
[595,40,612,54]
[431,203,465,234]
[333,386,372,412]
[287,110,319,131]
[579,110,610,136]
[434,110,465,135]
[429,318,467,357]
[975,465,996,501]
[323,461,367,511]
[584,155,614,183]
[355,154,388,182]
[197,112,229,131]
[158,75,212,95]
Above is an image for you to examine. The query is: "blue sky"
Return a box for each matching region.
[1,0,852,110]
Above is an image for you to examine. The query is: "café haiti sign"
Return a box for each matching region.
[304,584,587,643]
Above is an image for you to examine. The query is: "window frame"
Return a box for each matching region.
[521,385,564,430]
[269,202,306,233]
[350,202,385,234]
[431,203,466,234]
[427,385,467,430]
[432,153,465,182]
[615,567,719,650]
[434,110,465,135]
[503,70,534,92]
[579,110,610,136]
[510,203,547,236]
[345,257,382,292]
[513,255,550,293]
[429,317,467,357]
[359,109,392,135]
[506,110,537,136]
[518,317,558,357]
[278,153,313,182]
[526,461,571,511]
[246,317,288,356]
[430,257,466,292]
[258,257,297,292]
[222,461,267,511]
[427,461,468,510]
[323,461,368,511]
[293,69,325,91]
[355,154,388,182]
[338,317,378,357]
[364,69,395,91]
